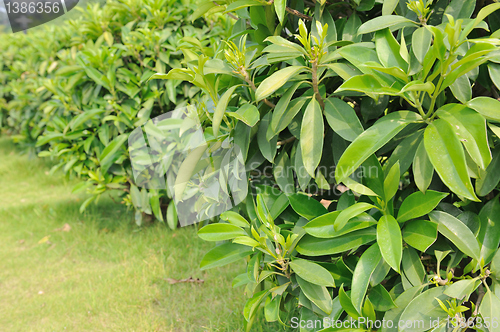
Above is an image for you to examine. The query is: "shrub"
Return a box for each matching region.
[157,0,500,330]
[0,0,228,225]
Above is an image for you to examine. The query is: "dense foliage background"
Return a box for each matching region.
[2,0,500,331]
[0,0,229,226]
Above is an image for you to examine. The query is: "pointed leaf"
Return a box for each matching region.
[290,258,335,287]
[397,190,448,223]
[301,98,324,177]
[213,86,237,137]
[413,140,434,193]
[324,97,364,142]
[377,215,403,272]
[200,243,252,270]
[424,120,479,201]
[403,219,438,252]
[296,275,333,315]
[296,229,377,256]
[198,224,246,241]
[436,104,491,170]
[358,16,418,35]
[429,211,481,261]
[255,66,307,101]
[335,111,422,182]
[351,243,382,313]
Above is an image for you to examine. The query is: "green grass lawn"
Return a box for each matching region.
[0,138,283,331]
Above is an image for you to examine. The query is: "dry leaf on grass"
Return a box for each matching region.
[165,277,204,285]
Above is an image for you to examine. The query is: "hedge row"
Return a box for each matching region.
[0,0,228,225]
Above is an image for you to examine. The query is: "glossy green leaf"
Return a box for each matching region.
[100,134,129,174]
[225,0,262,12]
[342,13,362,42]
[478,290,500,331]
[334,202,376,231]
[227,104,259,127]
[255,66,307,101]
[449,74,472,104]
[70,108,105,130]
[301,98,324,177]
[335,74,400,97]
[220,211,250,227]
[294,143,312,191]
[243,290,268,321]
[424,120,479,201]
[369,284,396,311]
[429,211,481,261]
[401,247,426,290]
[382,0,398,16]
[467,97,500,122]
[264,294,281,322]
[412,27,432,64]
[413,140,434,193]
[166,201,177,230]
[490,248,500,278]
[274,0,285,24]
[377,215,402,272]
[443,0,475,21]
[444,279,478,299]
[375,28,408,71]
[476,148,500,197]
[213,86,237,137]
[436,104,491,170]
[200,243,252,270]
[384,162,400,201]
[150,193,163,222]
[384,130,423,176]
[296,228,377,256]
[324,97,363,142]
[477,196,500,265]
[335,111,422,183]
[304,212,376,238]
[399,286,449,332]
[357,16,418,35]
[351,243,382,313]
[288,193,328,220]
[488,62,500,91]
[271,82,303,133]
[339,286,361,319]
[381,286,423,332]
[290,258,335,287]
[397,190,448,223]
[274,150,295,195]
[257,113,278,162]
[403,219,438,252]
[198,224,246,241]
[296,275,333,315]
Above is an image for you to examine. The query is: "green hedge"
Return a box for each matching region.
[0,0,228,225]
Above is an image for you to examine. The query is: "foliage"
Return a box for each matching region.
[155,0,500,330]
[0,0,229,225]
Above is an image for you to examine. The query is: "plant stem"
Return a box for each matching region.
[240,66,276,108]
[427,75,444,119]
[285,7,313,21]
[473,283,485,316]
[311,60,325,110]
[411,91,426,118]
